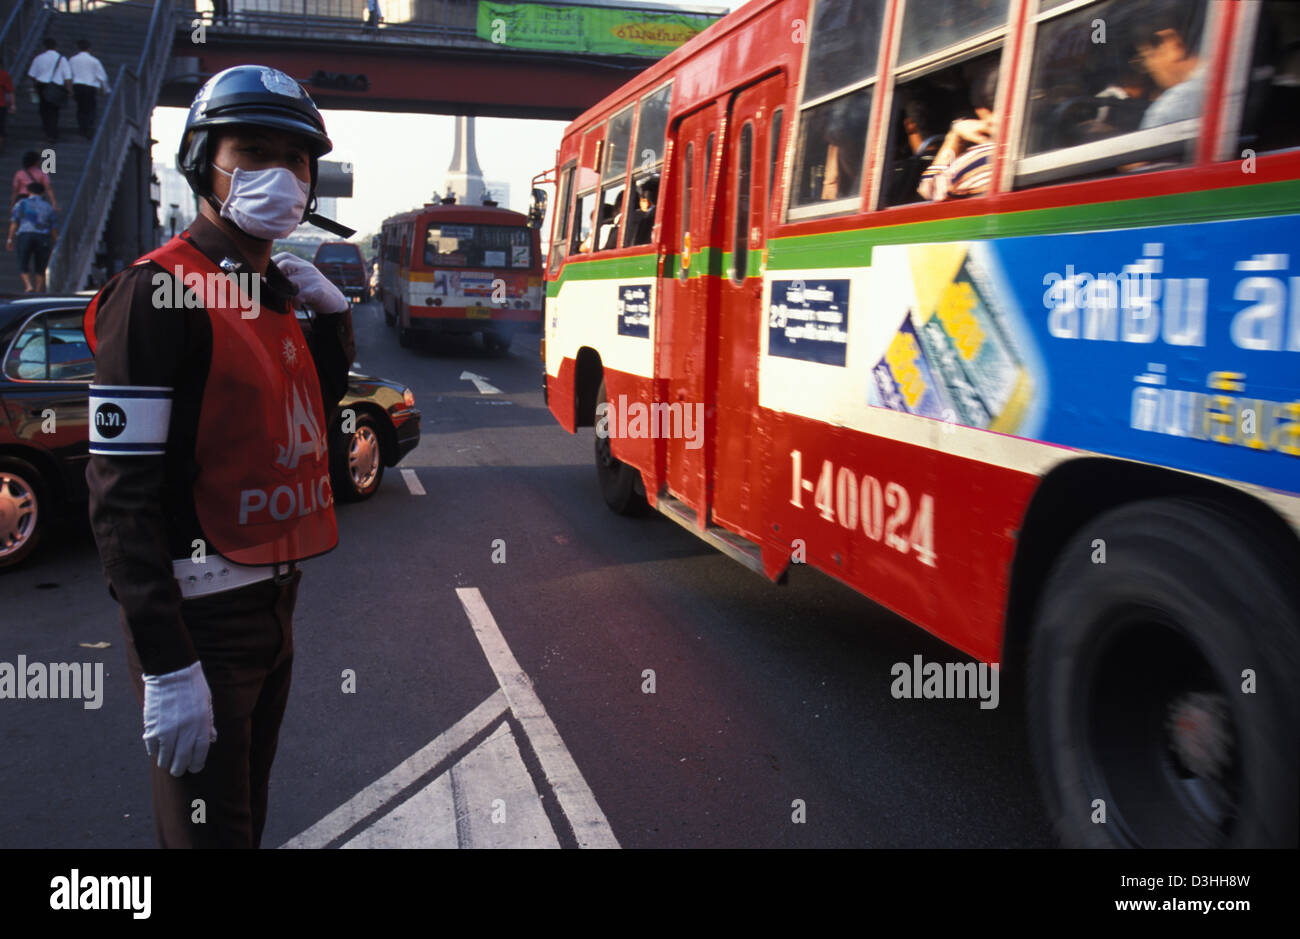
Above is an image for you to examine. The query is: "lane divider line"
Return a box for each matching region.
[280,689,508,849]
[401,468,426,496]
[455,587,620,849]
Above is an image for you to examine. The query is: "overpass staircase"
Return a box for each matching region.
[0,0,177,295]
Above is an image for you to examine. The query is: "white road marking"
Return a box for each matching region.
[459,371,502,395]
[341,723,560,849]
[401,468,426,495]
[281,689,508,849]
[455,587,620,849]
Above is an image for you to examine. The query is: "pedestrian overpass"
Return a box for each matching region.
[0,0,725,293]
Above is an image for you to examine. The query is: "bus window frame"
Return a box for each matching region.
[625,82,672,250]
[785,0,890,222]
[550,160,576,273]
[571,128,605,255]
[866,0,1014,213]
[1006,0,1224,192]
[732,120,755,284]
[594,104,637,253]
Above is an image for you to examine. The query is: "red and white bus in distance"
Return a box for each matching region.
[377,200,543,352]
[541,0,1300,847]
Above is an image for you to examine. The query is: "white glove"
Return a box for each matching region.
[272,252,349,315]
[142,661,217,777]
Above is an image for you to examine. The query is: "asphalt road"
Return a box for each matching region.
[0,299,1054,848]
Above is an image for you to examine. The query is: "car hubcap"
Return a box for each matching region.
[349,427,379,490]
[0,472,37,558]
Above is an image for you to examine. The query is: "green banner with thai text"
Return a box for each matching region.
[476,2,722,57]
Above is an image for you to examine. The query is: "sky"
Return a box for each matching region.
[149,0,750,240]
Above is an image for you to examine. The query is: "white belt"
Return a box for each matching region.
[172,558,294,599]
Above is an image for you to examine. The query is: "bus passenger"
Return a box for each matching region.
[1132,1,1205,129]
[599,190,624,251]
[628,175,658,245]
[819,97,868,200]
[918,65,997,202]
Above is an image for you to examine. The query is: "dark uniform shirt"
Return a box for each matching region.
[85,213,355,676]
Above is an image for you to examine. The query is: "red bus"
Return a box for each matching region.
[541,0,1300,847]
[377,200,543,352]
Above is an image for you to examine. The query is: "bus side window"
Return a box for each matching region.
[1237,0,1300,155]
[624,84,671,248]
[678,142,692,282]
[705,132,714,201]
[550,163,575,273]
[788,0,884,215]
[572,190,597,253]
[1014,0,1210,190]
[732,123,753,283]
[883,52,1001,207]
[768,107,783,218]
[597,106,635,252]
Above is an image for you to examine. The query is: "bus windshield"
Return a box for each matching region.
[423,224,534,269]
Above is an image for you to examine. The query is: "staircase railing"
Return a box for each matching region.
[45,0,176,292]
[0,0,53,83]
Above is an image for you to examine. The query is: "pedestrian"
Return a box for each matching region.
[82,64,355,849]
[6,181,58,293]
[0,65,14,152]
[12,151,57,211]
[69,39,109,139]
[26,38,71,144]
[212,0,229,25]
[364,0,381,29]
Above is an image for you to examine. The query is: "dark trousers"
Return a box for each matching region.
[36,86,60,141]
[73,84,96,137]
[122,568,301,848]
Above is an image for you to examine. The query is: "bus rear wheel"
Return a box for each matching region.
[594,378,648,516]
[1028,497,1299,848]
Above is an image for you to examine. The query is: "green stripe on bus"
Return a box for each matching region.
[767,179,1300,270]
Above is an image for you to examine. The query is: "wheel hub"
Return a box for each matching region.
[1166,691,1233,781]
[0,473,36,555]
[349,428,379,488]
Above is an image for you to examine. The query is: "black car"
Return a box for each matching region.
[313,241,369,303]
[0,296,420,569]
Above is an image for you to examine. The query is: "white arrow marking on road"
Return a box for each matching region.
[282,589,619,849]
[459,371,501,395]
[456,587,620,849]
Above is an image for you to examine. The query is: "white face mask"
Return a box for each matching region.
[213,164,310,240]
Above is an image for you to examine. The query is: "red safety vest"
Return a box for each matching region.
[85,234,339,565]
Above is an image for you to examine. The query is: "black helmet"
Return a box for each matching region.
[177,65,332,208]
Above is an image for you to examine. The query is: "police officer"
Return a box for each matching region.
[84,65,355,848]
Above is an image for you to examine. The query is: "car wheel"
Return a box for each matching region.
[1028,497,1299,848]
[594,378,648,516]
[0,457,45,569]
[384,303,394,327]
[398,326,413,348]
[332,414,385,502]
[483,332,512,354]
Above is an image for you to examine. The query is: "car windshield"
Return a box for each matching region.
[316,244,361,264]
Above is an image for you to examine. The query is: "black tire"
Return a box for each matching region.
[398,326,413,349]
[331,413,385,503]
[1028,497,1300,848]
[383,302,394,327]
[0,457,45,569]
[483,331,512,354]
[594,378,648,516]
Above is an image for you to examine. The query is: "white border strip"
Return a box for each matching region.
[281,689,508,849]
[456,587,620,849]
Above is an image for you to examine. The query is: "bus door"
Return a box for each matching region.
[711,75,785,542]
[659,101,723,526]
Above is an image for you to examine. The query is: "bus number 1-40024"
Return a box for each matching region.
[788,450,937,567]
